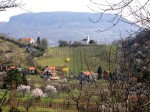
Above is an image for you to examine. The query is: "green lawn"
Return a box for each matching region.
[35,45,117,75]
[36,58,65,67]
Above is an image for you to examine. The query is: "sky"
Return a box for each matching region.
[0,0,148,22]
[0,0,93,22]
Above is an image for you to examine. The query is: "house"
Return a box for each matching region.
[76,71,97,82]
[8,66,17,70]
[28,67,36,74]
[26,45,36,52]
[42,66,59,80]
[6,66,17,71]
[21,38,35,44]
[44,66,57,76]
[81,36,90,45]
[81,71,94,76]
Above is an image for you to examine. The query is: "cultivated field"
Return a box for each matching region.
[35,45,117,75]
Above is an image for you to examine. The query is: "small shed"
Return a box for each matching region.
[28,67,36,74]
[7,66,17,71]
[82,71,94,76]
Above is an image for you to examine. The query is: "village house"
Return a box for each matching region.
[21,38,35,44]
[42,66,59,80]
[28,67,36,74]
[7,66,17,71]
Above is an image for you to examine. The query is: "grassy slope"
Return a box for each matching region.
[0,41,29,68]
[35,45,117,75]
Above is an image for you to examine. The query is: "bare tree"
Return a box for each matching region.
[0,0,21,12]
[89,0,150,31]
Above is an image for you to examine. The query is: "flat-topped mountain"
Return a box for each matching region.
[0,12,138,45]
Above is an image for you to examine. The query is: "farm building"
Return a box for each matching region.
[21,38,35,44]
[7,66,17,71]
[28,67,36,74]
[43,66,60,80]
[77,71,98,82]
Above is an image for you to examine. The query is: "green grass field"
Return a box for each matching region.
[0,41,30,68]
[35,45,117,75]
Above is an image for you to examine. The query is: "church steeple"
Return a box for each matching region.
[86,36,90,44]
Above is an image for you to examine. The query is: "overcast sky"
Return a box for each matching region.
[0,0,147,22]
[0,0,93,22]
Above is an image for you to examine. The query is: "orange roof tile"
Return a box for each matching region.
[9,66,16,69]
[82,71,94,76]
[47,66,56,73]
[28,67,35,70]
[22,38,32,43]
[48,66,56,70]
[7,66,16,71]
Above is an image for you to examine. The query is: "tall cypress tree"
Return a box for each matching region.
[37,36,41,46]
[97,65,102,79]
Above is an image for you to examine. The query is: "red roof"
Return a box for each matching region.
[48,66,56,70]
[22,38,32,43]
[9,66,16,69]
[82,71,94,76]
[28,67,35,70]
[48,66,56,73]
[7,66,16,71]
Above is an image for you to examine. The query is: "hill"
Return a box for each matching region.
[0,35,44,68]
[0,12,138,46]
[0,36,29,68]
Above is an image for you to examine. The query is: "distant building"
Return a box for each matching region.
[28,67,36,74]
[81,36,90,45]
[26,45,36,52]
[21,38,35,44]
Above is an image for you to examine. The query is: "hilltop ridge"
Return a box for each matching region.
[0,12,138,45]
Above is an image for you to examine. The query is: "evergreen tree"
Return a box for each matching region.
[4,69,27,89]
[37,36,41,46]
[97,65,102,79]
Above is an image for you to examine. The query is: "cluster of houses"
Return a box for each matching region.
[0,64,60,80]
[19,36,97,47]
[0,64,36,74]
[0,62,111,82]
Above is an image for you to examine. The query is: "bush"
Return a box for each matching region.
[45,85,57,97]
[31,50,44,57]
[32,88,43,98]
[17,85,30,97]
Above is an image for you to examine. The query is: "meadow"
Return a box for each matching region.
[35,45,117,75]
